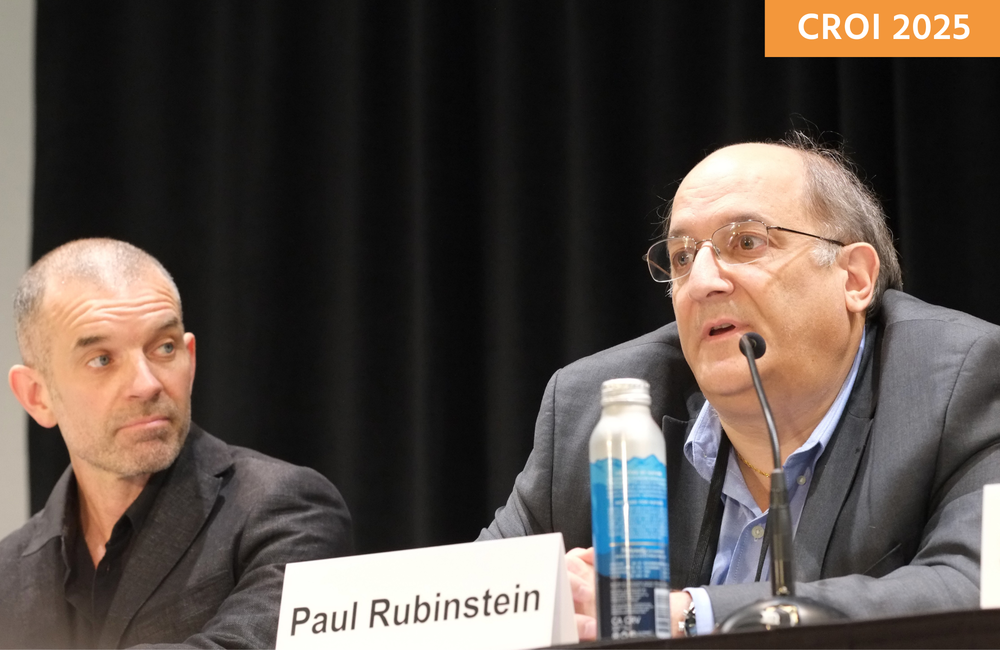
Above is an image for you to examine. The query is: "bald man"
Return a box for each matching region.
[0,239,352,648]
[480,135,1000,637]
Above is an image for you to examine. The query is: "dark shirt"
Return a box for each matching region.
[61,471,166,648]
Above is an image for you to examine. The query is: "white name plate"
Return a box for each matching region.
[276,533,578,650]
[982,484,1000,608]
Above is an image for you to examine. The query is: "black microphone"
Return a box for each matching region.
[737,332,794,598]
[716,333,847,633]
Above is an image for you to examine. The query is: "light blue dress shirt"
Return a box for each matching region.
[683,331,865,635]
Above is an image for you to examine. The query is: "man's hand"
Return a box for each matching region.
[566,547,597,640]
[565,548,693,640]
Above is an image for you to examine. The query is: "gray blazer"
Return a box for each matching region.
[480,290,1000,622]
[0,425,353,648]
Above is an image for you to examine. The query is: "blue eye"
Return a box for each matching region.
[160,342,175,354]
[87,354,111,368]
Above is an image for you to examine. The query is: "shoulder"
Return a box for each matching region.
[871,291,1000,458]
[0,515,42,565]
[178,426,353,558]
[879,290,1000,341]
[184,426,343,501]
[0,466,71,568]
[876,290,1000,375]
[0,507,64,634]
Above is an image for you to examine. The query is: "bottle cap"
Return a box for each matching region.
[600,378,651,407]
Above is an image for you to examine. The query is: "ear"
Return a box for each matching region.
[840,242,880,314]
[183,332,196,390]
[8,365,58,428]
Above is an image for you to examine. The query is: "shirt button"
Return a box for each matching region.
[797,475,807,485]
[752,525,765,539]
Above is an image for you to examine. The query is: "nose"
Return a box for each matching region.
[127,354,164,400]
[681,241,732,301]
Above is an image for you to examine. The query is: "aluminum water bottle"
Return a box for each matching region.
[590,378,670,640]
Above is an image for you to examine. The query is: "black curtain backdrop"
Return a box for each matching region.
[30,1,1000,554]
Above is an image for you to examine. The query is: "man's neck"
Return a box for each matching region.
[719,399,830,470]
[72,463,150,567]
[712,324,866,508]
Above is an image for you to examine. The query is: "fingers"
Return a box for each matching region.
[566,546,594,566]
[566,547,595,582]
[575,613,597,641]
[568,568,595,616]
[566,547,596,618]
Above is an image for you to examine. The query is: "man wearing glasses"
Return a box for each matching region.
[480,135,1000,638]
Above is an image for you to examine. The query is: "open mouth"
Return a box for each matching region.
[709,324,736,337]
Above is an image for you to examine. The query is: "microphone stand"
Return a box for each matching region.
[716,333,848,633]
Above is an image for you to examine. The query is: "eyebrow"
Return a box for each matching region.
[668,213,768,238]
[73,317,183,350]
[74,334,107,350]
[156,317,182,332]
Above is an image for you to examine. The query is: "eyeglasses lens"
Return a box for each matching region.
[646,221,771,283]
[715,222,769,265]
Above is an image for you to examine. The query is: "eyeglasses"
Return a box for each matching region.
[643,219,845,283]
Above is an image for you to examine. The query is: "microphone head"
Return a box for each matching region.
[740,332,766,360]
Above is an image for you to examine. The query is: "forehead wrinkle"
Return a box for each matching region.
[73,315,180,352]
[44,278,183,357]
[59,295,181,333]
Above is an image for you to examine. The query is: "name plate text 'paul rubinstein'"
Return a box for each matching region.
[276,533,577,650]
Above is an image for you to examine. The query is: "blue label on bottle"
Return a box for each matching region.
[590,455,670,639]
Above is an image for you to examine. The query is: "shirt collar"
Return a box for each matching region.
[684,329,866,483]
[122,468,168,533]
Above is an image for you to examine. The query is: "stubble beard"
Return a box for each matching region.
[92,396,191,478]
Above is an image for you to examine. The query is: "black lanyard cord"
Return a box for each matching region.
[689,432,731,587]
[689,429,772,587]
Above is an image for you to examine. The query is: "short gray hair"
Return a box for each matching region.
[661,133,903,314]
[780,131,903,314]
[13,238,181,369]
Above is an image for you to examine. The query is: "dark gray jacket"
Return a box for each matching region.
[0,425,352,648]
[480,290,1000,623]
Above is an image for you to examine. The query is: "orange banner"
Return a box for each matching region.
[765,0,1000,57]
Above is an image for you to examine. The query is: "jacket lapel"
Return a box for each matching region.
[664,393,710,588]
[794,321,881,582]
[24,465,74,559]
[98,429,227,648]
